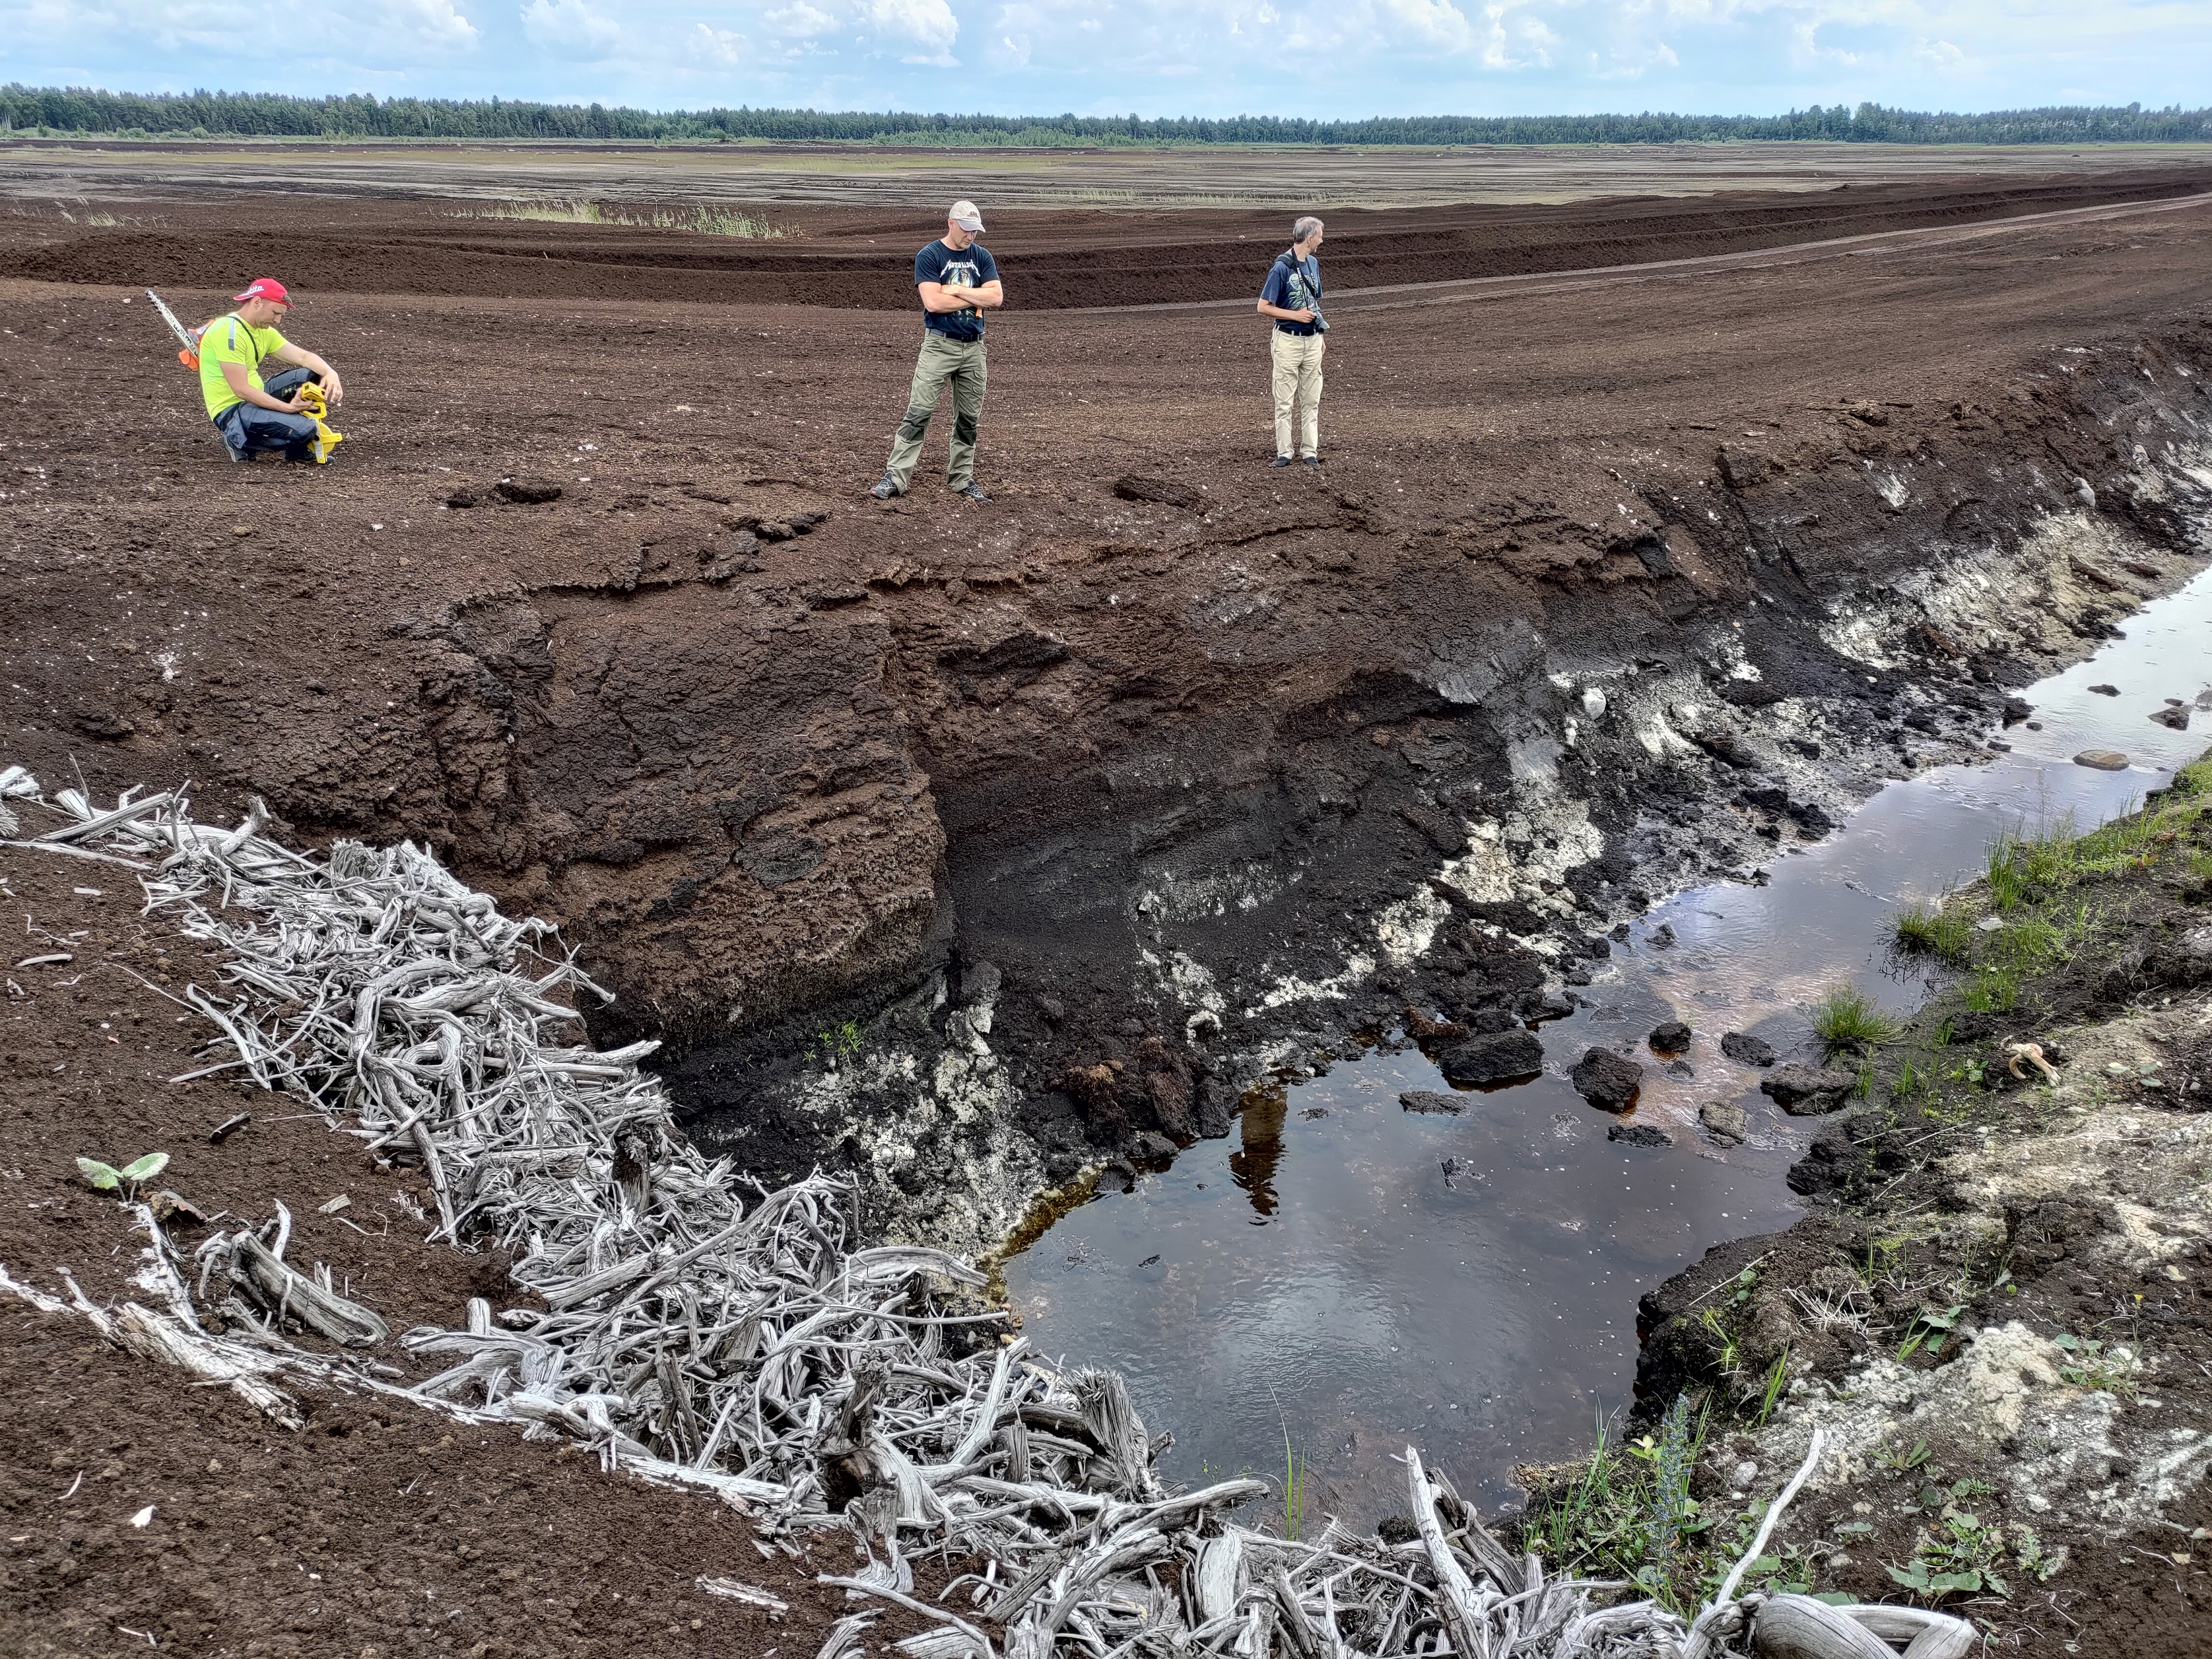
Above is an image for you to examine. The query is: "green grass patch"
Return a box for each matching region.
[1893,901,1972,961]
[1805,987,1901,1054]
[1522,1397,1710,1615]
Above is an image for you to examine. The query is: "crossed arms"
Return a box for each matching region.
[918,278,1004,316]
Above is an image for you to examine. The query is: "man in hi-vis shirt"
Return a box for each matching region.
[197,277,344,464]
[872,201,1003,502]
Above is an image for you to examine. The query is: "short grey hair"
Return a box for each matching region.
[1293,215,1323,243]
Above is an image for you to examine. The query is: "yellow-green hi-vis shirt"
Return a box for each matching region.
[197,313,290,419]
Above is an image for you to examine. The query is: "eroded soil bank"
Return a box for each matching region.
[1612,755,2212,1653]
[14,187,2212,1257]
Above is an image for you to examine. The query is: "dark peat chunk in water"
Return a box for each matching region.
[1437,1030,1544,1085]
[1649,1020,1693,1054]
[1570,1048,1643,1110]
[1759,1063,1859,1115]
[1719,1031,1777,1067]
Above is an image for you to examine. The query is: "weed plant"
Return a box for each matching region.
[1522,1398,1715,1615]
[1805,987,1900,1054]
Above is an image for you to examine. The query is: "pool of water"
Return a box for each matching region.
[1004,565,2212,1525]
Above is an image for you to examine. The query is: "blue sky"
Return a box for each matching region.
[2,0,2205,120]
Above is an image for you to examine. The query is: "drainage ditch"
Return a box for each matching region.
[1001,563,2212,1525]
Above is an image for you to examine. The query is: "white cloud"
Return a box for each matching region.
[518,0,619,52]
[689,22,750,62]
[860,0,960,56]
[765,0,837,34]
[1,0,479,60]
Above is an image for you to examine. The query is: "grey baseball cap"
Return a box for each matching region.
[949,199,986,233]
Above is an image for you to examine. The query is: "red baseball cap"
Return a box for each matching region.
[233,277,297,306]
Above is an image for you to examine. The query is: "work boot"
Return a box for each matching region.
[1268,455,1294,468]
[950,481,990,502]
[870,475,902,499]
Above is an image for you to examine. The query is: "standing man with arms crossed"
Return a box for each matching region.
[198,278,345,464]
[1257,216,1326,467]
[872,201,1003,501]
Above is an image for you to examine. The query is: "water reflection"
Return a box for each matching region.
[1229,1086,1288,1221]
[1005,564,2212,1522]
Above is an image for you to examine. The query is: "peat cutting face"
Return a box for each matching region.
[3,177,2212,1252]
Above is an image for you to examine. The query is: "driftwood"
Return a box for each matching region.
[2,772,1939,1659]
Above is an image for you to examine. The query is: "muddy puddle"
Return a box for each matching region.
[1004,565,2212,1526]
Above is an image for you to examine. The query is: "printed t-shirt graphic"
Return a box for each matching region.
[917,240,998,343]
[198,313,291,418]
[1260,254,1323,336]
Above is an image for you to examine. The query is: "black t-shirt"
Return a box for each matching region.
[916,239,998,342]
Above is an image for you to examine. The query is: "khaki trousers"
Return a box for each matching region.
[1270,329,1325,459]
[885,333,988,492]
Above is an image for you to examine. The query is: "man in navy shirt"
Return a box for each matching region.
[872,200,1005,501]
[1256,216,1326,466]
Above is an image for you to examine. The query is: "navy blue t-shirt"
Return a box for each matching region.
[916,239,998,342]
[1260,251,1322,335]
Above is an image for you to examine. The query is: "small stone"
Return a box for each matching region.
[2074,749,2129,771]
[1665,1059,1696,1079]
[1700,1100,1748,1145]
[2150,706,2191,731]
[1649,922,1678,947]
[1400,1090,1467,1116]
[1719,1031,1776,1067]
[1438,1029,1544,1086]
[1608,1122,1670,1148]
[1570,1048,1643,1111]
[1761,1063,1858,1114]
[1129,1131,1175,1164]
[2089,684,2120,696]
[1650,1020,1693,1053]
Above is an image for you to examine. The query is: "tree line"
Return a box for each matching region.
[2,86,2208,147]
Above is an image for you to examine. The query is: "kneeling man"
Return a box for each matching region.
[199,278,344,464]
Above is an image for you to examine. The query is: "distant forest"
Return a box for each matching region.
[3,86,2209,147]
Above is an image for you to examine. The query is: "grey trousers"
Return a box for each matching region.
[884,334,987,491]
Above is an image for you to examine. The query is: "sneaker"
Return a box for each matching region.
[1268,455,1294,468]
[869,475,901,499]
[950,481,990,502]
[1300,454,1322,466]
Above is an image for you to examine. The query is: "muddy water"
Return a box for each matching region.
[1004,566,2212,1526]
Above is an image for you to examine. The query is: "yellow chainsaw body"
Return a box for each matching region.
[292,381,345,466]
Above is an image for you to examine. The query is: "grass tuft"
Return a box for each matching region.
[1893,901,1971,961]
[1805,987,1900,1054]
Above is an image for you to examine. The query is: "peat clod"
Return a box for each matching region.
[1437,1029,1544,1086]
[1720,1031,1778,1067]
[492,476,562,504]
[1570,1048,1643,1110]
[1399,1090,1467,1116]
[1761,1063,1859,1114]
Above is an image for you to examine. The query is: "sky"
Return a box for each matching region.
[2,0,2207,121]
